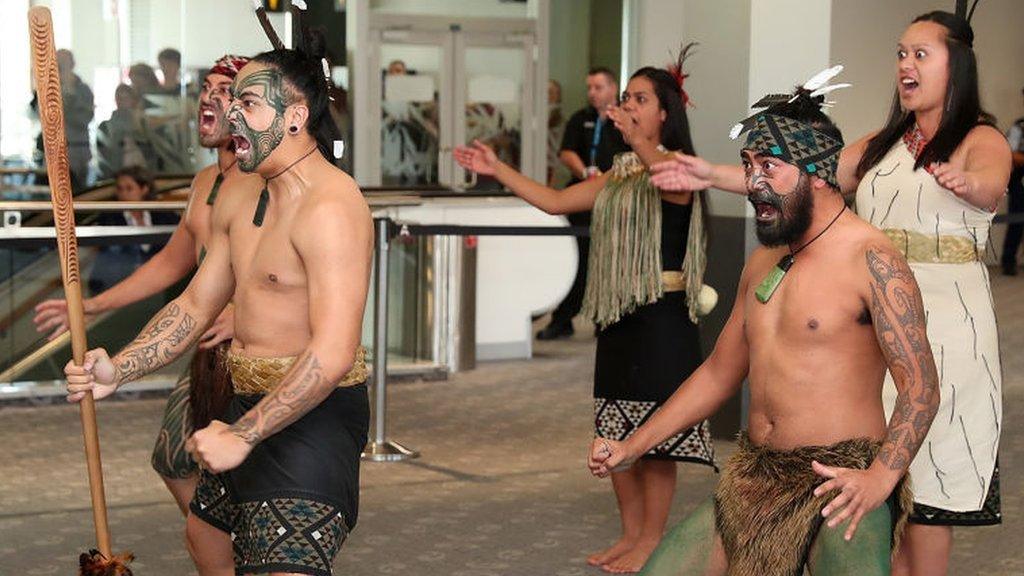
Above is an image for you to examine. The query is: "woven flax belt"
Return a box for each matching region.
[228,346,369,395]
[883,229,978,264]
[662,270,687,292]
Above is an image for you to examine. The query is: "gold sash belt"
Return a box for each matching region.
[883,229,978,264]
[662,270,687,292]
[228,346,369,395]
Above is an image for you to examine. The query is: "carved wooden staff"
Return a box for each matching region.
[28,7,132,573]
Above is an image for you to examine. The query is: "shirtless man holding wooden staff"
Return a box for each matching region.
[36,54,259,517]
[64,31,372,575]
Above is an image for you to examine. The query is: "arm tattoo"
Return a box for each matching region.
[112,302,200,385]
[866,248,940,472]
[228,352,329,445]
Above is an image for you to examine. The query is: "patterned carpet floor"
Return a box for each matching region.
[0,272,1021,575]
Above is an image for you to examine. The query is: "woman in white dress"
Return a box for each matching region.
[647,9,1010,575]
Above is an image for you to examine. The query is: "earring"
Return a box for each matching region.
[289,125,299,134]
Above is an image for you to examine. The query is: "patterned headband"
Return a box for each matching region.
[744,113,844,188]
[730,65,850,188]
[209,55,250,80]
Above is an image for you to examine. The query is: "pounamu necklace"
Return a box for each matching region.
[253,146,318,226]
[754,204,847,304]
[206,159,237,206]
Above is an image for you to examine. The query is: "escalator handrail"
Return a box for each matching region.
[0,311,112,384]
[0,200,188,212]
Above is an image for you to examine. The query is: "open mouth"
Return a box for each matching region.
[198,106,218,134]
[232,134,252,159]
[899,77,919,96]
[752,201,780,222]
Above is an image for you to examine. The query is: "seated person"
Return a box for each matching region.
[88,166,179,294]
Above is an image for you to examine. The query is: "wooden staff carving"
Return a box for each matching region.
[28,5,114,561]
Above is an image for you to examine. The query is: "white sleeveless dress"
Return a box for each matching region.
[856,138,1001,520]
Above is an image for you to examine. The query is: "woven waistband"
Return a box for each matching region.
[883,229,978,264]
[228,346,368,395]
[661,270,687,292]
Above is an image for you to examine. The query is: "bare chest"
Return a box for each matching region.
[229,218,306,296]
[744,255,872,347]
[185,203,213,261]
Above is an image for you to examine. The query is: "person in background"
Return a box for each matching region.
[87,165,179,294]
[129,63,162,97]
[1001,87,1024,275]
[158,48,183,95]
[97,84,152,178]
[32,49,95,193]
[387,59,408,76]
[547,79,567,186]
[537,67,629,340]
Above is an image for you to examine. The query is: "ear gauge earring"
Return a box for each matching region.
[289,125,299,134]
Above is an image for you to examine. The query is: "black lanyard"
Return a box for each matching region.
[588,117,604,167]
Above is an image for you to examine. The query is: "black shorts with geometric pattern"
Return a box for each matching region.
[189,384,369,575]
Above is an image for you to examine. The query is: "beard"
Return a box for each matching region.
[198,99,231,148]
[749,173,813,247]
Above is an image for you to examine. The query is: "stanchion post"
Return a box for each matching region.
[362,217,419,462]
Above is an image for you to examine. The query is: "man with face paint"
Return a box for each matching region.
[36,54,258,516]
[590,88,939,575]
[63,37,370,575]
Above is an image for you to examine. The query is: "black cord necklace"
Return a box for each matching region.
[206,159,237,206]
[252,146,318,226]
[754,204,847,304]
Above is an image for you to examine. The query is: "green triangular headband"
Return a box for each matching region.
[744,113,843,188]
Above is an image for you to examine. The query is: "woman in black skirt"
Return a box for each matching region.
[455,47,715,573]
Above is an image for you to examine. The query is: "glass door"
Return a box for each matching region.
[366,28,453,188]
[360,18,540,188]
[453,33,534,190]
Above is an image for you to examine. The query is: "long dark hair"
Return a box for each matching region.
[856,10,993,178]
[628,45,708,224]
[252,27,342,164]
[629,69,696,156]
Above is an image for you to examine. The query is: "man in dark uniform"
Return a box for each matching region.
[1001,87,1024,276]
[537,67,631,339]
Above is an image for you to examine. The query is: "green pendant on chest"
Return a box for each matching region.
[755,254,795,304]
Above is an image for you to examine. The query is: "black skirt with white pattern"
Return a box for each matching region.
[593,291,715,467]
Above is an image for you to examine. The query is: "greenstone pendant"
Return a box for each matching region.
[252,187,269,227]
[755,254,794,304]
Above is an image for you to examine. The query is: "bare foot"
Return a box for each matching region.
[586,538,637,567]
[601,540,659,574]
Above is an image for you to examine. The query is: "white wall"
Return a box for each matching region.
[179,1,286,69]
[626,0,685,73]
[548,0,593,115]
[2,0,35,158]
[681,0,751,218]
